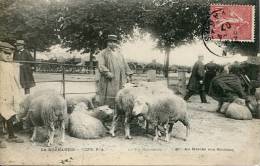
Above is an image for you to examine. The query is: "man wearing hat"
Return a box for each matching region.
[96,34,133,108]
[13,40,35,94]
[204,60,220,93]
[184,55,208,103]
[0,41,24,148]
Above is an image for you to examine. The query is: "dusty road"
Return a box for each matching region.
[0,73,260,165]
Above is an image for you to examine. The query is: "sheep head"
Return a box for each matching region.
[17,96,31,121]
[94,105,113,122]
[73,102,88,112]
[132,97,149,116]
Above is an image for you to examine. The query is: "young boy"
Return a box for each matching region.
[0,41,24,148]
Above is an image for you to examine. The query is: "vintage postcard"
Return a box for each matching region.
[0,0,260,165]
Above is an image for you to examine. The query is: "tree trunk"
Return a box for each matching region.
[33,48,36,72]
[164,47,170,87]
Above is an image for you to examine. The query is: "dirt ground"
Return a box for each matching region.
[1,73,260,165]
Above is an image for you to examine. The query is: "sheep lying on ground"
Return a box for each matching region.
[224,98,253,120]
[218,96,257,120]
[68,102,108,139]
[110,82,190,141]
[20,90,67,146]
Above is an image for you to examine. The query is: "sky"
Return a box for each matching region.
[120,33,247,66]
[38,32,247,66]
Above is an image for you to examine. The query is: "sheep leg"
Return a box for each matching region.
[124,116,132,139]
[109,111,119,137]
[46,122,55,147]
[216,101,223,113]
[186,126,189,138]
[153,126,159,141]
[145,120,149,134]
[59,121,65,145]
[164,123,171,142]
[185,125,190,141]
[169,123,174,134]
[30,127,37,142]
[2,121,7,134]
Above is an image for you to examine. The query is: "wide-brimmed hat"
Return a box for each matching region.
[0,41,15,50]
[15,40,25,46]
[107,35,118,43]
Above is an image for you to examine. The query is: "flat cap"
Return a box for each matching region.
[0,41,15,50]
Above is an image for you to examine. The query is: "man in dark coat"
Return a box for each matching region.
[13,40,35,94]
[184,55,207,103]
[208,73,248,112]
[204,60,219,93]
[208,73,247,102]
[229,61,244,76]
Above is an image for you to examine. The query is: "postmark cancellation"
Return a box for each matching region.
[210,4,255,42]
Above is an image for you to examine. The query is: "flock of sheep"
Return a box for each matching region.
[16,81,260,146]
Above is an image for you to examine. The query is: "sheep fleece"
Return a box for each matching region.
[68,111,107,139]
[27,94,67,127]
[225,103,252,120]
[147,94,188,125]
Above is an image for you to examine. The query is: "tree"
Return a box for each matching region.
[0,0,61,58]
[1,0,256,73]
[139,0,257,79]
[59,0,147,72]
[139,0,208,78]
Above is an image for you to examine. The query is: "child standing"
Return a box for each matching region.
[0,41,24,148]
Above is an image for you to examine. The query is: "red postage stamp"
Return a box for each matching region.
[210,4,255,42]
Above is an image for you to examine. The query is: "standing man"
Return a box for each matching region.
[13,40,35,94]
[204,60,219,93]
[184,55,208,103]
[96,35,133,108]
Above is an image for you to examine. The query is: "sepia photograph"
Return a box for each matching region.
[0,0,260,165]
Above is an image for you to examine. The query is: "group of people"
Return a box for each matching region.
[0,40,35,148]
[184,55,225,103]
[0,35,133,148]
[0,34,248,148]
[183,54,250,104]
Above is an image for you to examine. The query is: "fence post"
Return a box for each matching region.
[177,69,187,96]
[62,65,65,98]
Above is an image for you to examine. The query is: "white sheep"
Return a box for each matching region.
[109,85,151,139]
[225,98,253,120]
[68,102,108,139]
[20,91,67,146]
[110,82,189,141]
[133,94,190,142]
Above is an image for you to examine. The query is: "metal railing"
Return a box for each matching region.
[12,60,188,98]
[13,60,97,98]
